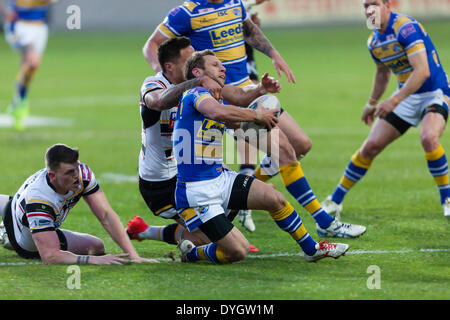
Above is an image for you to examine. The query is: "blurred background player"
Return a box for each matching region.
[0,144,156,265]
[322,0,450,218]
[2,0,58,130]
[127,37,280,251]
[142,0,310,234]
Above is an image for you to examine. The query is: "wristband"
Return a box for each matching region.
[255,108,263,121]
[365,103,376,110]
[369,96,378,104]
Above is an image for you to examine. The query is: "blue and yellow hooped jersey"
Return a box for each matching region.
[174,87,225,182]
[158,0,250,87]
[11,0,50,22]
[368,12,449,94]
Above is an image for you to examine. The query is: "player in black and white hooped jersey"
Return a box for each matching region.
[0,144,157,265]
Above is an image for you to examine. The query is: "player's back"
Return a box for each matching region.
[158,0,250,86]
[174,87,225,182]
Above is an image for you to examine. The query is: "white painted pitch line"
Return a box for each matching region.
[99,173,138,184]
[0,95,136,108]
[1,248,448,266]
[0,114,73,128]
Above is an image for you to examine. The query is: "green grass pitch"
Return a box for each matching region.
[0,21,449,300]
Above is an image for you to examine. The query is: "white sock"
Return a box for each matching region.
[0,195,10,220]
[139,226,165,241]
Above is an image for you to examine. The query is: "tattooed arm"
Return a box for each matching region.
[243,19,296,83]
[145,76,223,111]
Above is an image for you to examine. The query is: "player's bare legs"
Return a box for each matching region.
[61,229,105,256]
[277,111,312,159]
[8,45,42,130]
[420,112,446,153]
[256,127,366,238]
[420,111,450,216]
[360,118,402,160]
[323,118,403,218]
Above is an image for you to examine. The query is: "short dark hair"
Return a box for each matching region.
[45,144,79,171]
[158,37,192,73]
[183,49,216,80]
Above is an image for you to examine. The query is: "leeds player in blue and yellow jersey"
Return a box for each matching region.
[174,50,351,263]
[322,0,450,218]
[3,0,57,130]
[144,0,295,87]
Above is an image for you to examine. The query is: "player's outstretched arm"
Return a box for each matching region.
[197,96,279,129]
[243,19,296,83]
[32,230,131,265]
[222,72,281,107]
[83,189,159,264]
[146,76,223,111]
[143,30,168,73]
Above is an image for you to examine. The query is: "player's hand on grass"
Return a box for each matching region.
[271,51,296,84]
[90,253,131,265]
[199,75,223,101]
[260,72,281,94]
[130,257,160,264]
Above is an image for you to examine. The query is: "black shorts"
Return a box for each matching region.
[139,176,178,219]
[3,198,67,260]
[385,104,448,135]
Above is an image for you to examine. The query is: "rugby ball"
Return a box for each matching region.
[238,94,280,142]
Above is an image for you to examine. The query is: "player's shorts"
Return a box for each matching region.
[387,88,449,134]
[3,199,67,259]
[139,176,178,219]
[4,20,48,55]
[176,170,254,233]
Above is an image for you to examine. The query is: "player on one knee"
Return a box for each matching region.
[174,50,350,264]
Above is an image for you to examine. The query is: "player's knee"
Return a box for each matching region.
[295,137,312,158]
[278,140,297,164]
[420,131,440,151]
[266,189,286,212]
[25,54,41,70]
[225,243,249,262]
[88,237,105,256]
[361,139,383,159]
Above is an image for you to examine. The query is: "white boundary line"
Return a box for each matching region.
[1,248,448,266]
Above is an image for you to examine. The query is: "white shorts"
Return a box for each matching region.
[175,170,239,232]
[4,20,48,55]
[392,89,449,127]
